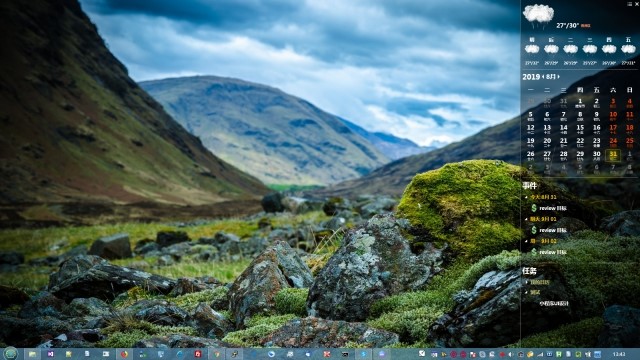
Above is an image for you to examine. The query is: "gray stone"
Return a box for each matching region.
[190,302,233,338]
[260,317,399,348]
[307,214,445,321]
[156,231,190,248]
[325,216,347,231]
[218,238,242,261]
[357,197,397,218]
[48,255,175,301]
[28,245,87,267]
[239,236,269,258]
[88,233,132,260]
[157,254,176,266]
[134,239,160,255]
[65,297,111,317]
[18,291,67,319]
[597,305,640,347]
[429,264,572,347]
[600,210,640,237]
[228,241,313,328]
[135,304,189,326]
[281,196,321,214]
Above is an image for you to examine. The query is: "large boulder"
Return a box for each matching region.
[600,210,640,237]
[597,305,640,347]
[261,192,285,213]
[48,255,175,301]
[307,214,445,321]
[88,233,132,260]
[260,317,399,348]
[397,160,597,260]
[429,263,572,347]
[228,241,313,328]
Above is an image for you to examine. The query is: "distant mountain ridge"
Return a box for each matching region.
[140,76,392,185]
[341,119,435,160]
[0,0,267,205]
[314,56,640,198]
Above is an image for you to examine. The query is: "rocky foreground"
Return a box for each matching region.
[1,160,639,348]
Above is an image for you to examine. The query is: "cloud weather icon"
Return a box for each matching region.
[544,44,559,54]
[602,45,617,54]
[523,4,554,28]
[582,44,598,54]
[524,44,540,54]
[621,45,636,54]
[563,44,578,54]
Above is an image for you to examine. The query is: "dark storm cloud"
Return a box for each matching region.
[375,0,520,33]
[82,0,301,29]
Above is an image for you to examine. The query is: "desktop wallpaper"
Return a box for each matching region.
[0,0,638,350]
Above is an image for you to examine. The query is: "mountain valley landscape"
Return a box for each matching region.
[0,0,639,352]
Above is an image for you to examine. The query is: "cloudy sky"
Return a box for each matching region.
[79,0,522,147]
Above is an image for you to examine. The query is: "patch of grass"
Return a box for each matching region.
[274,288,308,316]
[306,228,344,275]
[270,210,330,229]
[173,287,229,311]
[98,310,197,347]
[222,314,296,347]
[508,317,603,348]
[0,210,328,293]
[111,286,164,309]
[96,329,150,348]
[267,184,323,192]
[151,259,251,284]
[0,271,50,293]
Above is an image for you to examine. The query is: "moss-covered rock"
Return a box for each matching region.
[397,160,524,260]
[397,160,594,260]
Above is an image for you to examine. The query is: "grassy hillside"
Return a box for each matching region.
[0,0,268,209]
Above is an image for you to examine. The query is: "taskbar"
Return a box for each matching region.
[2,348,635,360]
